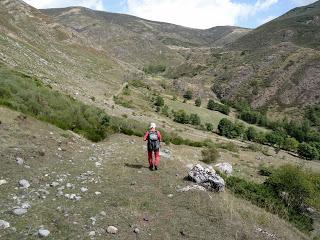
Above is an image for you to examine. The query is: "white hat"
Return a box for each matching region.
[149,122,156,129]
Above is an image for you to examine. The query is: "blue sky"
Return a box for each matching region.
[25,0,318,29]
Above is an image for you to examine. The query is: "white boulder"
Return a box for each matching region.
[215,162,233,175]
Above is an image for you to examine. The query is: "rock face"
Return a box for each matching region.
[215,162,233,175]
[188,164,225,192]
[0,220,10,230]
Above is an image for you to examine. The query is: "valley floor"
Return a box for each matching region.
[0,107,312,239]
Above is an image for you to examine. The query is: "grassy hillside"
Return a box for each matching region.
[41,7,250,68]
[230,1,320,50]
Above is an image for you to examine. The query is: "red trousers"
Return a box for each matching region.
[148,150,160,167]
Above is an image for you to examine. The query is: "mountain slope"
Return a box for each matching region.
[0,0,126,103]
[42,7,250,67]
[230,1,320,50]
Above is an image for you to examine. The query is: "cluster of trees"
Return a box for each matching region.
[217,118,320,160]
[172,110,201,126]
[221,99,320,160]
[207,99,230,115]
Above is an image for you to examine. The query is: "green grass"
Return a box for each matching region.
[0,65,110,142]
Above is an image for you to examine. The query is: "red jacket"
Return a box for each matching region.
[144,128,162,142]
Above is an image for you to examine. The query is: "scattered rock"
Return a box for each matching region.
[215,162,233,175]
[0,220,10,230]
[16,157,24,165]
[89,231,95,237]
[143,217,149,222]
[95,192,101,195]
[21,202,31,209]
[12,208,27,216]
[0,179,7,186]
[80,187,88,193]
[133,228,140,234]
[160,149,171,159]
[107,226,118,234]
[167,194,174,198]
[188,164,225,192]
[177,185,206,192]
[100,211,107,216]
[19,179,30,189]
[50,182,59,187]
[256,227,278,240]
[38,228,50,238]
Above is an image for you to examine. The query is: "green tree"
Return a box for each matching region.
[189,113,201,125]
[298,143,319,160]
[195,98,201,107]
[265,131,285,148]
[218,118,236,138]
[173,110,189,124]
[207,99,215,110]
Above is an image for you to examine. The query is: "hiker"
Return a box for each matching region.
[144,123,162,171]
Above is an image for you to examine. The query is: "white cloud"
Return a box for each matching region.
[127,0,278,29]
[24,0,105,11]
[291,0,317,6]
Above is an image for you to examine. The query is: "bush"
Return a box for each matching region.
[216,142,239,153]
[258,166,274,176]
[245,127,258,141]
[298,142,319,160]
[201,146,220,164]
[183,90,193,100]
[143,64,166,74]
[161,105,170,117]
[154,96,164,107]
[189,113,201,126]
[283,137,299,152]
[195,98,201,107]
[0,67,110,142]
[265,131,285,148]
[218,118,236,138]
[266,165,314,210]
[207,99,230,115]
[173,110,189,124]
[205,123,214,132]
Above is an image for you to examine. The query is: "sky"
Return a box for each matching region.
[24,0,318,29]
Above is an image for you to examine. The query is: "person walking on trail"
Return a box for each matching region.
[144,123,162,171]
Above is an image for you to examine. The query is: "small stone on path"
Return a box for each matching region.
[38,228,50,237]
[107,226,118,234]
[0,220,10,230]
[0,180,7,186]
[19,179,30,189]
[134,228,140,234]
[16,157,24,165]
[12,208,27,216]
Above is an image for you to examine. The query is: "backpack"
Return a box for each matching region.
[148,131,160,151]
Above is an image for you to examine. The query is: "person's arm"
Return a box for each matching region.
[143,131,149,141]
[158,131,162,142]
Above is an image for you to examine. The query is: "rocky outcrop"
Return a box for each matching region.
[188,164,225,192]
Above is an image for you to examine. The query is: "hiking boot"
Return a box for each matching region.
[149,166,153,171]
[155,166,158,171]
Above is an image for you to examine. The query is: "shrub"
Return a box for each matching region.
[218,118,236,138]
[246,127,258,141]
[201,146,220,164]
[283,137,299,152]
[189,113,201,126]
[154,96,164,107]
[265,131,285,148]
[258,166,274,176]
[207,99,230,115]
[266,165,314,210]
[143,64,166,74]
[183,90,193,100]
[195,98,201,107]
[173,110,189,124]
[0,67,110,142]
[205,123,214,132]
[216,142,239,153]
[298,142,319,160]
[161,105,170,117]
